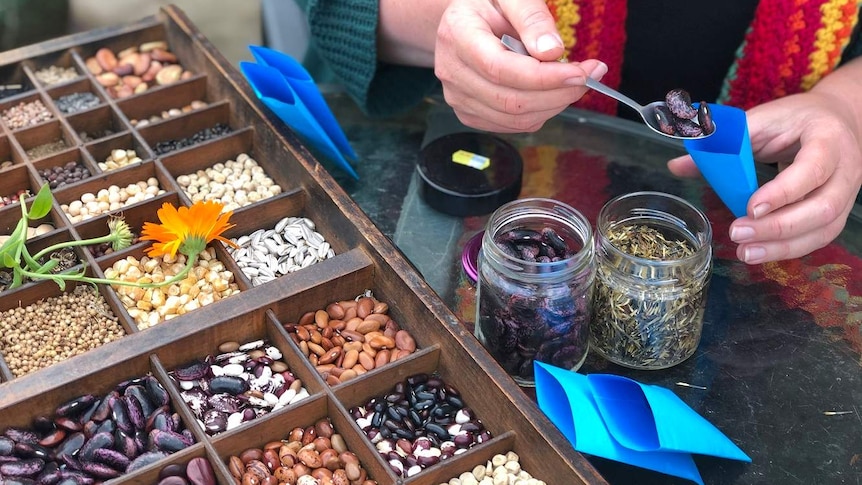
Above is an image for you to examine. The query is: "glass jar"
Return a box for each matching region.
[475,198,595,387]
[590,191,713,369]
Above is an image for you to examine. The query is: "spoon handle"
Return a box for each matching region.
[584,77,644,112]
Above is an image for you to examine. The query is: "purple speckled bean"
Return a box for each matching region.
[665,89,697,119]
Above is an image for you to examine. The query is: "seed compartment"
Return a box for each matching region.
[0,353,201,481]
[0,164,42,211]
[85,131,152,173]
[75,191,179,260]
[33,147,94,191]
[98,244,242,331]
[47,78,107,116]
[0,92,54,131]
[15,119,77,162]
[53,160,173,224]
[156,307,323,437]
[0,63,32,101]
[25,50,82,88]
[210,393,394,485]
[0,135,26,171]
[0,279,128,379]
[138,101,233,157]
[117,74,210,128]
[66,104,128,144]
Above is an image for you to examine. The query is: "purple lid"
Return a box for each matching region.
[462,231,484,284]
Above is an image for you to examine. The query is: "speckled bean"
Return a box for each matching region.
[283,293,417,385]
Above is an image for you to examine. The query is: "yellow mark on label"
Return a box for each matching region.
[452,150,490,170]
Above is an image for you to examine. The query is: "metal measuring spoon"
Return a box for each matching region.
[500,34,715,140]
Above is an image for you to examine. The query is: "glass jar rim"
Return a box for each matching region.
[597,191,713,266]
[483,197,595,277]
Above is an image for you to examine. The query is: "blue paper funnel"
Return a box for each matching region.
[249,45,358,161]
[240,61,359,179]
[683,104,758,217]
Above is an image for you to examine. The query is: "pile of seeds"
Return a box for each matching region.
[25,139,67,159]
[226,216,332,285]
[350,373,490,478]
[153,123,232,155]
[60,178,165,223]
[33,65,79,85]
[130,100,208,127]
[169,338,310,435]
[0,285,125,377]
[38,160,92,189]
[1,189,29,207]
[225,418,378,485]
[283,293,418,386]
[157,457,216,485]
[438,452,546,485]
[1,160,14,170]
[78,128,116,143]
[98,148,143,171]
[0,374,195,481]
[0,223,53,244]
[1,99,53,130]
[176,153,281,211]
[54,92,101,114]
[105,247,240,329]
[86,41,193,99]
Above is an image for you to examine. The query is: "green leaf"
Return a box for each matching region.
[0,219,26,263]
[28,184,53,220]
[1,252,17,268]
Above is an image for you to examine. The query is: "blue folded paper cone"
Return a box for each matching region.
[587,374,751,462]
[683,104,758,217]
[240,61,359,180]
[249,45,358,162]
[535,362,704,485]
[535,361,752,484]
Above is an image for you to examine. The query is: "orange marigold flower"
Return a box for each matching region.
[141,201,238,258]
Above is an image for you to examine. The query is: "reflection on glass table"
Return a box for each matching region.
[319,93,862,485]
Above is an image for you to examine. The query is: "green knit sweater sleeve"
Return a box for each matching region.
[300,0,440,118]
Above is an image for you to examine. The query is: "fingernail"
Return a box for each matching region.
[536,33,563,53]
[730,226,755,242]
[589,61,608,80]
[753,203,771,219]
[743,246,767,264]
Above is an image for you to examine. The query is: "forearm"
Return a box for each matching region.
[811,56,862,140]
[377,0,450,67]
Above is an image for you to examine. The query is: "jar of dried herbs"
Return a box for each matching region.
[591,191,712,369]
[475,198,595,387]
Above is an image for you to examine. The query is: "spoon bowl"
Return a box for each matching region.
[500,34,715,140]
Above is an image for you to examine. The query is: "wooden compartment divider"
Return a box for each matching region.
[0,6,607,485]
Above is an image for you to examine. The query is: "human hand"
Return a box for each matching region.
[667,92,862,264]
[434,0,607,133]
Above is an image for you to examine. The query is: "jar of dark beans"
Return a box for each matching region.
[475,198,595,386]
[590,191,713,370]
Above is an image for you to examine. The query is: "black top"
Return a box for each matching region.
[617,1,760,121]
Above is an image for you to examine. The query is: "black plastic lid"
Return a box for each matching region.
[417,132,523,217]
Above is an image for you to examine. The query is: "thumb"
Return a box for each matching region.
[498,0,563,62]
